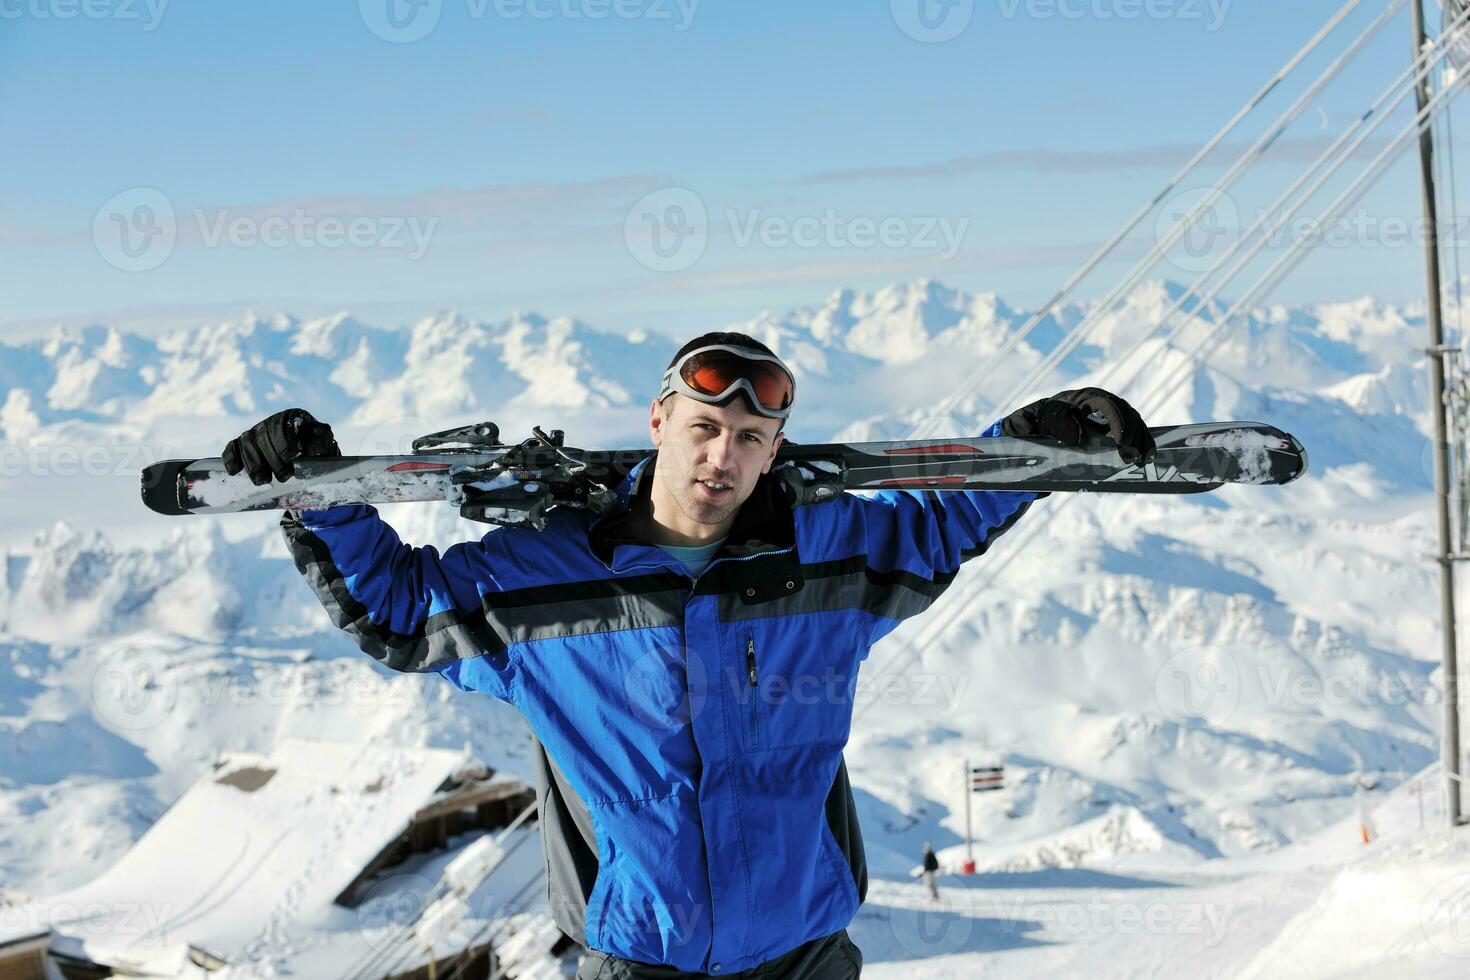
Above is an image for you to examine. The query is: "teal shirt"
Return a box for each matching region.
[657,537,727,577]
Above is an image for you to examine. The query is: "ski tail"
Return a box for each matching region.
[141,459,192,516]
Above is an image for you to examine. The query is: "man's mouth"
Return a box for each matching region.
[695,478,734,498]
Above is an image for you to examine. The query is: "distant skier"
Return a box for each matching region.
[921,843,940,903]
[223,333,1154,979]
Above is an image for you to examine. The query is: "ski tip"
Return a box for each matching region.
[140,459,192,516]
[1286,431,1310,482]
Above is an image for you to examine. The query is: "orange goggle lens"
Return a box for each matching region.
[680,351,793,412]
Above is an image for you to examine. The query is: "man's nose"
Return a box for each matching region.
[705,432,737,472]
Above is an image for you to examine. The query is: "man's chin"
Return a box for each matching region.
[679,495,741,527]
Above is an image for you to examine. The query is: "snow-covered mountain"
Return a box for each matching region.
[0,309,664,435]
[0,278,1457,973]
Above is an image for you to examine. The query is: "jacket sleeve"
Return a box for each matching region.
[281,504,517,703]
[842,420,1044,648]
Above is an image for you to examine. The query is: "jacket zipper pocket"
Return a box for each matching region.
[746,633,759,750]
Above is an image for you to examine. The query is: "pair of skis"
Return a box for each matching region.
[140,420,1308,530]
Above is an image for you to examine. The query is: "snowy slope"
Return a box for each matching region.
[0,278,1461,976]
[843,774,1470,979]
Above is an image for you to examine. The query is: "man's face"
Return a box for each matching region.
[650,393,785,529]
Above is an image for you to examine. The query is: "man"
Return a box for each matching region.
[921,843,940,903]
[224,332,1153,979]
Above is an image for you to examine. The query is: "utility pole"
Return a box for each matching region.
[963,758,974,868]
[1411,0,1465,827]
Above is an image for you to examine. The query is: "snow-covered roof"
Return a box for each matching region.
[2,736,491,975]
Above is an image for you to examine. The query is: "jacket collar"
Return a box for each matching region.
[589,453,796,569]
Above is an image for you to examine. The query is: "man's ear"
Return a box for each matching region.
[760,430,785,474]
[650,396,667,447]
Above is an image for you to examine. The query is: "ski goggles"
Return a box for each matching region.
[659,344,796,420]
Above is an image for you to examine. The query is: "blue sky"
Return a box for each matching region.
[1,0,1462,338]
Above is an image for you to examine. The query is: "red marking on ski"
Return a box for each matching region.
[883,444,984,455]
[877,476,968,486]
[386,461,452,473]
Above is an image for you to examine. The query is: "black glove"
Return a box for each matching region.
[1000,387,1156,465]
[222,408,341,486]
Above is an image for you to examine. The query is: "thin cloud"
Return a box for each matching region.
[0,176,672,251]
[200,175,660,230]
[0,222,72,246]
[800,137,1391,184]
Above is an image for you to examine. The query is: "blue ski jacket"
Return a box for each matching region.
[282,424,1040,974]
